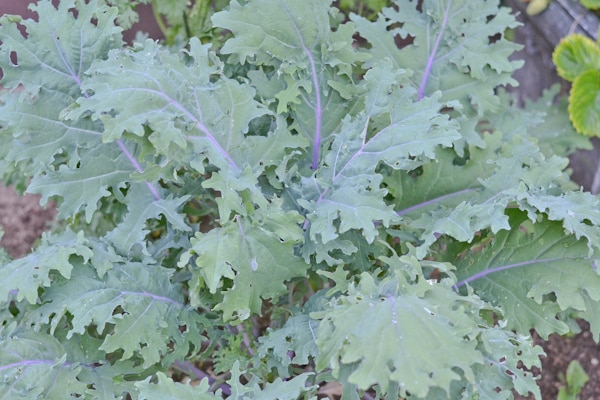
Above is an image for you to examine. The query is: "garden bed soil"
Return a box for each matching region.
[0,185,55,259]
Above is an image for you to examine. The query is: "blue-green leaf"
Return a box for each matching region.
[353,0,522,115]
[0,230,92,304]
[0,0,122,98]
[180,206,308,322]
[135,372,220,400]
[455,210,600,339]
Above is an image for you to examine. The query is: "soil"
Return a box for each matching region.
[2,1,600,399]
[0,185,55,259]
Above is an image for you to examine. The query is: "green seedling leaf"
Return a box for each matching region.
[557,360,589,400]
[566,360,589,390]
[568,69,600,136]
[581,0,600,9]
[526,0,551,15]
[553,33,600,82]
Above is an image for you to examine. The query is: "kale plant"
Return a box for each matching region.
[0,0,598,398]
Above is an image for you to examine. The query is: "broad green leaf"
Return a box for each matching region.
[65,38,269,176]
[135,372,220,400]
[299,228,367,265]
[0,0,122,98]
[105,183,191,254]
[214,0,333,66]
[213,0,368,169]
[568,69,600,136]
[481,86,592,159]
[299,61,460,263]
[0,90,103,179]
[415,326,543,399]
[257,313,320,377]
[553,33,600,82]
[0,325,140,399]
[315,269,485,398]
[469,327,543,399]
[389,139,499,214]
[225,361,315,400]
[518,190,600,256]
[0,0,144,217]
[75,360,139,400]
[353,0,522,116]
[201,167,268,221]
[455,210,600,339]
[389,131,571,257]
[0,329,88,399]
[581,0,600,8]
[180,207,308,322]
[231,115,309,170]
[0,230,92,304]
[30,255,206,368]
[27,143,136,222]
[247,374,315,400]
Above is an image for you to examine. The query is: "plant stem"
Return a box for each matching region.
[172,360,232,396]
[418,0,452,100]
[151,0,169,41]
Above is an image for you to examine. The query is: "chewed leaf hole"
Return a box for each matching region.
[9,51,18,67]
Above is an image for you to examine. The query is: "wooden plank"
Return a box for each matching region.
[506,0,599,45]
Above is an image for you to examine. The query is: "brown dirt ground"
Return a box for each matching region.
[0,185,55,259]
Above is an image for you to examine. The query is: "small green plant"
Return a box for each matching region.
[0,0,598,399]
[557,360,589,400]
[553,33,600,137]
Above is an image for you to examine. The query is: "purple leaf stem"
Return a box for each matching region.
[302,185,331,230]
[281,3,323,169]
[61,43,162,200]
[453,257,563,289]
[396,188,477,216]
[115,139,161,200]
[308,48,323,170]
[112,87,241,174]
[172,360,232,396]
[417,0,452,101]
